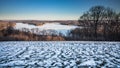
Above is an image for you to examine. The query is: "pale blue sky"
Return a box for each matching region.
[0,0,120,20]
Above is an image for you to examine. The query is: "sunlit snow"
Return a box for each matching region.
[0,41,120,68]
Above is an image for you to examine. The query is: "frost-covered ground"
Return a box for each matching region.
[0,41,120,68]
[14,23,80,36]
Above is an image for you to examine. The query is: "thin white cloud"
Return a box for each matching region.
[0,14,79,20]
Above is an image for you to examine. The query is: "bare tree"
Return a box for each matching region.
[79,5,115,40]
[103,7,116,40]
[105,7,116,23]
[115,12,120,22]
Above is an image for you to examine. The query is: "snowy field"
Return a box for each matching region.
[0,41,120,68]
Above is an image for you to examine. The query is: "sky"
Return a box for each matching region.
[0,0,120,20]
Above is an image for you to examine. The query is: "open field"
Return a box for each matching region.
[0,41,120,68]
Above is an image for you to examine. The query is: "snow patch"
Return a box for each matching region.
[80,59,96,66]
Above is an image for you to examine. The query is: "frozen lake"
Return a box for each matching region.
[14,23,80,36]
[0,41,120,68]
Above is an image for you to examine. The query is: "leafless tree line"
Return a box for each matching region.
[68,5,120,41]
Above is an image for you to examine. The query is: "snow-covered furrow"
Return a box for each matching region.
[0,41,120,68]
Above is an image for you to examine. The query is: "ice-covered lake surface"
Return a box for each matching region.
[14,23,79,36]
[0,41,120,68]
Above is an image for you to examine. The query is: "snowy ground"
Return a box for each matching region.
[0,41,120,68]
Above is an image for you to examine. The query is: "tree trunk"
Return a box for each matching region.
[103,23,106,41]
[95,22,97,40]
